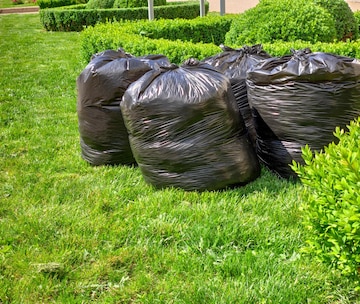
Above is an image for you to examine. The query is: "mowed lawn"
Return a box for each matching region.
[0,13,359,303]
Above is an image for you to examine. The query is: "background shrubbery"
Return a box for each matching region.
[80,15,360,64]
[80,15,235,63]
[40,1,209,31]
[37,0,87,9]
[291,118,360,281]
[113,0,166,8]
[314,0,358,40]
[224,0,337,45]
[224,0,359,46]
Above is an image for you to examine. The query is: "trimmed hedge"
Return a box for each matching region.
[262,40,360,58]
[80,16,360,65]
[113,0,166,8]
[37,0,82,9]
[86,0,114,9]
[80,15,235,63]
[225,0,337,45]
[314,0,358,40]
[40,1,209,31]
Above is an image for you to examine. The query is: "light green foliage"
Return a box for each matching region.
[261,40,360,58]
[225,0,337,45]
[80,15,235,63]
[113,0,165,8]
[314,0,358,40]
[291,117,360,281]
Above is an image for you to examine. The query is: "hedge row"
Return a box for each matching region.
[80,15,360,65]
[38,0,81,9]
[40,1,209,31]
[80,15,236,63]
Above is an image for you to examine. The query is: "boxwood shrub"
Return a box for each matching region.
[40,1,208,31]
[113,0,166,8]
[291,117,360,281]
[86,0,114,9]
[225,0,337,45]
[80,15,236,63]
[314,0,358,41]
[80,15,360,66]
[37,0,84,9]
[262,40,360,58]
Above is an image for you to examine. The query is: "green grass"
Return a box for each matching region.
[0,13,359,303]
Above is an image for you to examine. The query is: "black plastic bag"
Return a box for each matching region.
[203,44,272,147]
[121,59,261,191]
[247,48,360,178]
[77,49,171,165]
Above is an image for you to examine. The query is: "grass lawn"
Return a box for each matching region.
[0,13,359,303]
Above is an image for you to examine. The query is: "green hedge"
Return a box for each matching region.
[80,15,235,63]
[262,40,360,58]
[80,16,360,65]
[225,0,337,45]
[37,0,82,9]
[40,1,209,32]
[291,117,360,281]
[314,0,358,41]
[113,0,166,8]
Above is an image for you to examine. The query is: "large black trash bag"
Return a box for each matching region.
[203,44,272,147]
[77,49,171,166]
[247,48,360,178]
[121,58,261,191]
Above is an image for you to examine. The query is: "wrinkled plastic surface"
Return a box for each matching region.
[121,59,261,191]
[247,49,360,178]
[203,45,272,147]
[77,49,171,165]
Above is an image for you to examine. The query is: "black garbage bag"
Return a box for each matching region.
[247,48,360,178]
[203,44,272,147]
[76,49,171,166]
[121,58,261,191]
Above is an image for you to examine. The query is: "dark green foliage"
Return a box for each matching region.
[354,10,360,31]
[40,1,208,32]
[291,117,360,281]
[37,0,83,9]
[131,15,236,45]
[314,0,358,40]
[113,0,165,8]
[225,0,337,46]
[80,16,233,63]
[86,0,114,9]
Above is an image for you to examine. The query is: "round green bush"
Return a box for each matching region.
[225,0,337,46]
[314,0,358,40]
[354,10,360,29]
[86,0,114,9]
[113,0,166,8]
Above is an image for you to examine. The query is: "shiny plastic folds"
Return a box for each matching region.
[76,49,171,165]
[247,48,360,178]
[121,59,261,191]
[203,44,272,147]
